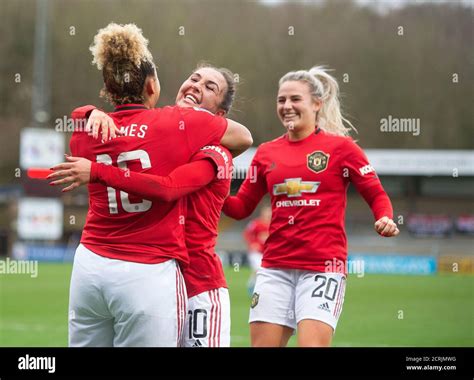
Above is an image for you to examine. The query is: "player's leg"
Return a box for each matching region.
[183,287,231,347]
[295,271,346,347]
[107,259,187,347]
[297,320,334,347]
[250,322,293,347]
[249,267,296,347]
[68,244,114,347]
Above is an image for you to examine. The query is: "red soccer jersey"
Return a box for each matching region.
[70,104,227,267]
[243,219,269,253]
[223,129,393,273]
[183,145,232,298]
[88,143,232,297]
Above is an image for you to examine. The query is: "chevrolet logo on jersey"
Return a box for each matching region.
[273,178,320,197]
[307,151,330,173]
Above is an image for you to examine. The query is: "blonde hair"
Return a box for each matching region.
[89,23,157,105]
[279,66,356,136]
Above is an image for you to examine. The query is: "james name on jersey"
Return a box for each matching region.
[118,123,149,138]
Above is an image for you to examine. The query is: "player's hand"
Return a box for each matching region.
[374,216,399,237]
[85,109,122,141]
[48,156,92,192]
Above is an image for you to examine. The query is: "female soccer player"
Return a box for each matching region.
[222,66,399,347]
[62,23,251,347]
[51,63,241,347]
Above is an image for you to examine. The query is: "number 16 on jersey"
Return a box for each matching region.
[97,149,152,214]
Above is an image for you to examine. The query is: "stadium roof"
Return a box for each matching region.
[233,149,474,176]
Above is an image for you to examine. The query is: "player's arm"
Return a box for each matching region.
[180,106,253,158]
[72,106,253,156]
[48,156,217,201]
[222,153,267,220]
[71,105,97,120]
[223,184,264,220]
[71,105,121,141]
[221,119,253,157]
[344,140,399,237]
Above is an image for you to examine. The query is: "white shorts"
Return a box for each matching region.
[248,267,346,332]
[182,288,231,347]
[248,251,263,272]
[68,244,187,347]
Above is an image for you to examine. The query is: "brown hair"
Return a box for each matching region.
[194,62,236,114]
[89,23,157,105]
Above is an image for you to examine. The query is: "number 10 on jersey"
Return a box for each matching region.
[97,150,152,214]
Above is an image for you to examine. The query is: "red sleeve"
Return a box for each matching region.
[70,105,99,156]
[69,134,78,156]
[222,148,267,220]
[90,159,216,202]
[71,105,98,120]
[343,139,393,220]
[69,132,87,158]
[358,183,393,221]
[181,107,228,153]
[191,145,232,179]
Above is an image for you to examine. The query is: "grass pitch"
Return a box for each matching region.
[0,263,472,347]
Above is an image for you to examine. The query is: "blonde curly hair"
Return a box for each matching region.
[89,23,157,105]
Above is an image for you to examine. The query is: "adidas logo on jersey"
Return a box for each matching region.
[318,302,331,313]
[192,339,203,347]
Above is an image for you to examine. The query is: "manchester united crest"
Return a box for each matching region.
[307,151,330,174]
[251,292,260,309]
